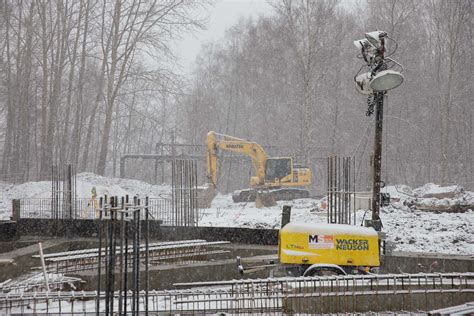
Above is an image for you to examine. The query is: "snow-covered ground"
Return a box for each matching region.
[0,173,472,255]
[0,173,171,220]
[201,191,473,255]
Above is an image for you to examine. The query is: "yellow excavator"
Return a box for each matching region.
[206,131,312,204]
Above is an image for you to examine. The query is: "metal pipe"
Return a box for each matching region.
[38,243,49,292]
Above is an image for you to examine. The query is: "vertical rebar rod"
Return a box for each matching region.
[328,156,333,223]
[335,156,339,224]
[96,197,103,316]
[343,157,346,224]
[353,157,356,225]
[171,160,176,227]
[347,157,350,224]
[132,197,137,314]
[124,195,129,315]
[182,160,186,226]
[345,157,348,224]
[182,159,185,226]
[333,156,336,223]
[341,157,344,224]
[336,155,339,224]
[145,196,149,315]
[136,198,141,314]
[103,195,108,313]
[179,160,183,226]
[193,160,198,226]
[188,159,192,226]
[348,157,355,225]
[118,197,124,315]
[181,160,188,226]
[327,157,330,223]
[105,197,112,316]
[110,197,117,315]
[186,160,190,226]
[347,157,350,225]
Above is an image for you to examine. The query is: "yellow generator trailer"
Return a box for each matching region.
[279,222,380,276]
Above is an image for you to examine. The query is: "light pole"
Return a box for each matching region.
[371,91,384,227]
[353,31,404,231]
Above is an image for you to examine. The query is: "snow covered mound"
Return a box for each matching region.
[76,173,171,198]
[381,184,413,201]
[382,183,474,213]
[413,183,463,199]
[0,173,171,220]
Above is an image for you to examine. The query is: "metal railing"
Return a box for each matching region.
[17,197,177,225]
[32,240,230,274]
[19,198,91,219]
[0,273,472,314]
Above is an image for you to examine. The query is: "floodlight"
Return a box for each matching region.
[365,31,387,48]
[369,70,404,91]
[353,38,371,50]
[354,72,373,95]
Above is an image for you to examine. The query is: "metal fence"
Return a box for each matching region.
[0,273,472,314]
[17,197,176,225]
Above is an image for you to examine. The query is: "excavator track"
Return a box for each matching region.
[232,188,310,203]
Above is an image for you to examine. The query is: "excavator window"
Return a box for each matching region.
[265,158,292,181]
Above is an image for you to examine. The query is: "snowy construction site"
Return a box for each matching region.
[0,0,473,315]
[0,155,472,314]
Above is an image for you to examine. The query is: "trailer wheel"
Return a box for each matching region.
[303,264,347,277]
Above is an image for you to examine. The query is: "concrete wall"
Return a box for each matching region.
[381,251,474,274]
[284,291,474,313]
[0,221,19,241]
[17,218,279,244]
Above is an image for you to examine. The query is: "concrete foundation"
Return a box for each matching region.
[283,291,474,314]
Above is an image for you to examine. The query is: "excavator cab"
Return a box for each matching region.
[264,158,292,183]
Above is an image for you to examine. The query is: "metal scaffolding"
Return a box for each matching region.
[0,273,83,294]
[32,240,230,273]
[0,273,472,314]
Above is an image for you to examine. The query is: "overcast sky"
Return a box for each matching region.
[174,0,273,74]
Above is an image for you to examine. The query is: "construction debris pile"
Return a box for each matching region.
[396,183,474,213]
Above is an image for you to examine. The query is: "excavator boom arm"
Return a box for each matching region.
[207,131,267,187]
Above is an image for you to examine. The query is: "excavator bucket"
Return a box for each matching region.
[197,183,217,208]
[255,190,276,208]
